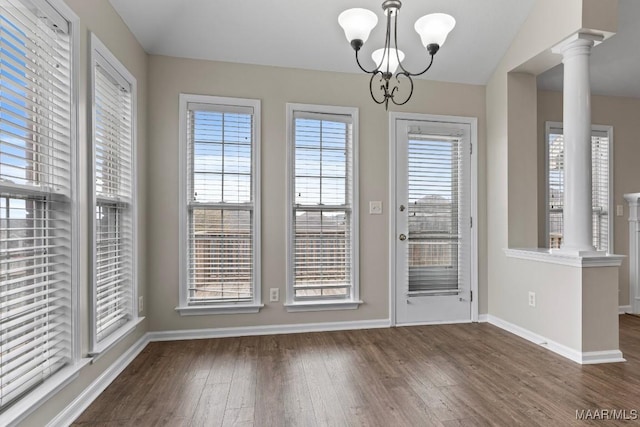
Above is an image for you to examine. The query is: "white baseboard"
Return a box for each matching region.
[396,319,473,327]
[619,305,632,314]
[486,315,625,365]
[477,314,489,323]
[581,350,626,364]
[148,318,391,342]
[47,334,150,427]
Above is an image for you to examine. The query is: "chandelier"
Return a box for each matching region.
[338,0,455,109]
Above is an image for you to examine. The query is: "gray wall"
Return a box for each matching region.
[146,55,487,331]
[538,90,640,306]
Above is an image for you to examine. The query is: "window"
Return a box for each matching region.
[177,94,262,315]
[546,122,612,252]
[285,104,360,311]
[0,0,77,412]
[89,34,138,353]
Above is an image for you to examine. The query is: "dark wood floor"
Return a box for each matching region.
[73,315,640,426]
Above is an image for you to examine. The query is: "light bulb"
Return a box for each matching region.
[414,13,456,49]
[338,8,378,45]
[372,48,405,74]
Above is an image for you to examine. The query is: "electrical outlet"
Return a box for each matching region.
[617,205,624,217]
[528,291,536,308]
[138,296,144,313]
[269,288,279,302]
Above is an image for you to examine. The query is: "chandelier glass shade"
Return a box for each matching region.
[338,1,455,109]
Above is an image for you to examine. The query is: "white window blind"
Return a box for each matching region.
[91,43,135,347]
[406,132,467,293]
[290,109,356,301]
[186,100,258,305]
[547,125,611,252]
[1,0,73,408]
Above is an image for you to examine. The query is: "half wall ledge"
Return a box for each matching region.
[504,248,625,267]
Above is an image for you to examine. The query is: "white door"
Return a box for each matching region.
[394,118,473,325]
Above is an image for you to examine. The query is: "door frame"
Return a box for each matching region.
[388,112,479,326]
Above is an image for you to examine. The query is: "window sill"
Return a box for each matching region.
[284,300,363,312]
[0,358,91,427]
[89,317,145,361]
[175,303,264,316]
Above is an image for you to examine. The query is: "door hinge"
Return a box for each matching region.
[470,143,473,155]
[470,290,473,302]
[470,217,473,228]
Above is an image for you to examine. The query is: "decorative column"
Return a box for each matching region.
[554,34,602,254]
[624,193,640,314]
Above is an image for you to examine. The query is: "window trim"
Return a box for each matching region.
[544,121,614,252]
[0,0,87,425]
[176,94,263,315]
[284,103,361,311]
[88,33,140,355]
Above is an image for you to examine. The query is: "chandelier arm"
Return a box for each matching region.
[355,49,379,74]
[377,8,393,75]
[390,72,414,106]
[403,54,435,77]
[391,9,410,75]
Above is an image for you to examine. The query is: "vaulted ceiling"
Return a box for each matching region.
[109,0,639,98]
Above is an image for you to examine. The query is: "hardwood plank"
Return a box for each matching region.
[190,383,230,427]
[253,335,286,426]
[221,407,254,427]
[225,337,258,411]
[207,338,242,385]
[297,333,352,426]
[73,315,640,427]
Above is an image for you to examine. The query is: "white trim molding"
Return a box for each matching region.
[46,335,150,427]
[504,248,624,268]
[397,319,473,327]
[89,32,140,356]
[177,94,262,314]
[486,315,625,365]
[1,359,91,427]
[149,319,390,341]
[175,304,264,316]
[388,112,479,326]
[284,103,360,310]
[619,305,632,314]
[284,300,363,312]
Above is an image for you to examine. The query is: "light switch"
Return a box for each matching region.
[369,201,383,215]
[617,205,624,217]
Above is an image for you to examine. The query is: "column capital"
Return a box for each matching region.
[552,33,604,57]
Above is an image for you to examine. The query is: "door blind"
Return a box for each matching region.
[187,107,255,304]
[292,112,353,300]
[406,133,467,294]
[93,62,133,343]
[547,131,609,252]
[1,0,73,408]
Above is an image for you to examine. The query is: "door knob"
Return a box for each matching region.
[399,234,407,241]
[399,205,406,212]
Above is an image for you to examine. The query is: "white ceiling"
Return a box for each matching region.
[108,0,535,86]
[537,0,640,98]
[109,0,639,98]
